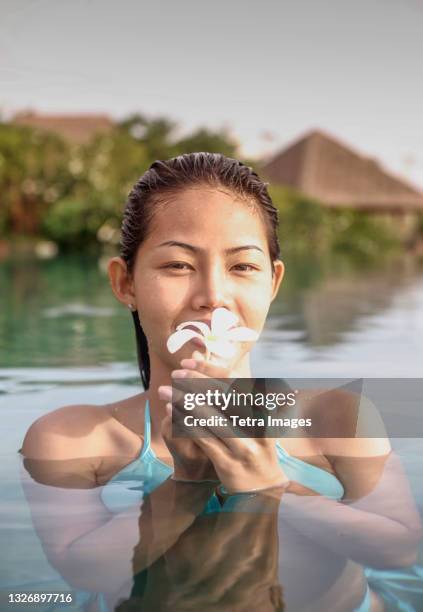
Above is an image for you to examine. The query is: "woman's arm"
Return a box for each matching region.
[21,457,216,594]
[280,389,421,569]
[63,477,216,590]
[257,387,419,569]
[278,391,422,568]
[20,406,217,594]
[276,448,422,569]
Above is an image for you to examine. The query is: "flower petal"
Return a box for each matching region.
[176,321,210,336]
[211,307,239,335]
[205,337,237,359]
[167,329,203,353]
[226,327,259,342]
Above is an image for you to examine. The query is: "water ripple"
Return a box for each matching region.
[0,363,140,394]
[42,303,115,318]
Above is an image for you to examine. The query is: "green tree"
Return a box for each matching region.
[0,123,72,235]
[42,126,149,246]
[173,127,239,158]
[118,113,178,162]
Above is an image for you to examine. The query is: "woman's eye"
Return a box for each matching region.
[232,264,258,272]
[164,262,193,270]
[163,263,258,272]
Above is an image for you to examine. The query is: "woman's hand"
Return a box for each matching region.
[158,347,220,483]
[160,406,219,482]
[160,351,289,494]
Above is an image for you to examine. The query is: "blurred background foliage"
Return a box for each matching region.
[0,115,405,259]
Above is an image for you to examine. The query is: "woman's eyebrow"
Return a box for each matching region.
[156,240,264,255]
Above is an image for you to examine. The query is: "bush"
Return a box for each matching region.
[41,198,110,248]
[268,185,400,260]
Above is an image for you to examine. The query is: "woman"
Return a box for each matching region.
[20,153,421,611]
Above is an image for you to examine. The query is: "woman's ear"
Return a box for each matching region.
[107,257,137,308]
[270,260,284,302]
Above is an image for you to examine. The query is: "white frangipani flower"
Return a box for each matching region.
[167,307,259,361]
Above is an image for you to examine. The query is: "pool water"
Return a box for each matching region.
[1,252,423,610]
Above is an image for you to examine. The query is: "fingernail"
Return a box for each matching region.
[180,358,197,369]
[171,370,187,378]
[158,387,172,400]
[192,351,204,361]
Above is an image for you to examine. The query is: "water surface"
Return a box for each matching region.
[1,251,423,610]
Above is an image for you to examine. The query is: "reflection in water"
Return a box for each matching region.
[301,271,416,346]
[0,252,423,375]
[0,254,133,369]
[122,503,285,612]
[18,449,422,612]
[271,252,423,346]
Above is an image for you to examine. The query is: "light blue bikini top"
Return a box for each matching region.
[100,399,344,513]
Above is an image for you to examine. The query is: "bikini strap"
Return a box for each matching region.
[143,398,152,450]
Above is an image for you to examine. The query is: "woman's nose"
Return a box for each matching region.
[191,266,232,310]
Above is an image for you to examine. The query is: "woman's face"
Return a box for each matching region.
[114,186,284,370]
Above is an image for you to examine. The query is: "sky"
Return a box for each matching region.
[1,0,423,188]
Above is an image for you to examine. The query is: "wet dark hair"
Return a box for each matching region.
[120,152,281,390]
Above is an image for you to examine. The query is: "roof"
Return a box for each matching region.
[11,111,114,144]
[262,130,423,211]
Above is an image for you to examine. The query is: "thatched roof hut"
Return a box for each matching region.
[262,130,423,212]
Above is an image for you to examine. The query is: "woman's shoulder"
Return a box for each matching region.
[20,403,110,461]
[20,392,148,462]
[296,388,391,457]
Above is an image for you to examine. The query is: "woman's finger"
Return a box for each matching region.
[170,370,232,402]
[181,350,233,379]
[158,384,185,404]
[194,435,228,463]
[162,382,270,456]
[163,396,222,440]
